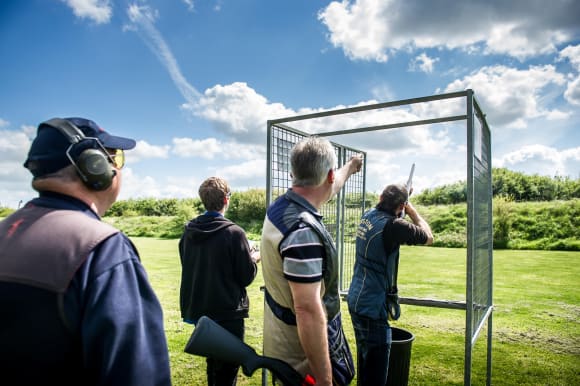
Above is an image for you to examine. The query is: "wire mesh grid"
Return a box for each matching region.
[268,126,366,294]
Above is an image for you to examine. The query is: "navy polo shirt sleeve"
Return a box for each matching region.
[382,218,429,253]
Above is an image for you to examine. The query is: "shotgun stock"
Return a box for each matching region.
[184,316,315,386]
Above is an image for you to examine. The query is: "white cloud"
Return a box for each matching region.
[172,136,265,160]
[559,44,580,71]
[129,140,170,163]
[0,128,37,207]
[318,0,390,62]
[442,65,567,128]
[181,0,195,12]
[126,4,201,105]
[215,159,266,183]
[370,84,395,101]
[564,76,580,106]
[165,175,198,197]
[185,82,295,143]
[494,144,580,178]
[172,137,221,159]
[319,0,580,62]
[0,130,31,161]
[119,169,199,201]
[559,45,580,106]
[0,118,9,129]
[118,168,162,200]
[544,109,571,120]
[62,0,112,24]
[409,53,439,73]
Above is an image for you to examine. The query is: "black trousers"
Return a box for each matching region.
[206,318,245,386]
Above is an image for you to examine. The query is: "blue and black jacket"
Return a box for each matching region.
[0,192,171,386]
[347,208,428,321]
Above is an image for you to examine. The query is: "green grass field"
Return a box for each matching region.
[132,237,580,385]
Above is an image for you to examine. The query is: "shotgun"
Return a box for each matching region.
[400,163,415,218]
[184,315,315,386]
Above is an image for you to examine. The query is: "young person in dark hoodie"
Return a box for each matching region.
[179,176,259,386]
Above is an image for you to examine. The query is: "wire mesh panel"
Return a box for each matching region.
[320,147,367,294]
[470,107,493,330]
[268,126,305,201]
[338,148,366,293]
[266,123,366,293]
[465,92,494,385]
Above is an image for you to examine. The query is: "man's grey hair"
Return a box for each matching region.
[290,136,337,187]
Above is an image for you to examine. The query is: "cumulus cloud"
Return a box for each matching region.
[215,159,267,183]
[559,45,580,106]
[442,65,568,128]
[183,82,295,143]
[494,144,580,178]
[370,84,396,101]
[117,168,162,200]
[409,53,439,73]
[559,44,580,71]
[128,140,170,163]
[120,168,201,201]
[172,136,264,160]
[564,77,580,106]
[0,127,37,206]
[0,130,31,161]
[318,0,580,62]
[62,0,112,24]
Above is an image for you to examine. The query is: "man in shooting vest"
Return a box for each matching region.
[261,136,363,386]
[0,117,171,385]
[347,183,433,385]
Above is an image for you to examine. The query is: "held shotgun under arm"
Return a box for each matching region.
[400,163,415,218]
[184,316,315,386]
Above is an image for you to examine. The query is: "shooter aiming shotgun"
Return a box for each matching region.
[185,316,316,386]
[389,163,415,319]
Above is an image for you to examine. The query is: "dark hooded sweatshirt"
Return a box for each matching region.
[179,212,257,323]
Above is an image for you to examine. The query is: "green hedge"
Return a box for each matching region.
[101,193,579,251]
[4,189,577,250]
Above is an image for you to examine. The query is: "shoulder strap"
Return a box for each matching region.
[298,212,337,257]
[0,206,119,293]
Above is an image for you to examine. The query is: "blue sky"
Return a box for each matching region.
[1,0,579,208]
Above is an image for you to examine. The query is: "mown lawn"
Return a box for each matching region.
[132,238,579,385]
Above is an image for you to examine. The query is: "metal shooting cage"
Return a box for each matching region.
[265,89,493,385]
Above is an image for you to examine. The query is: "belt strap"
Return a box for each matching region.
[264,288,297,326]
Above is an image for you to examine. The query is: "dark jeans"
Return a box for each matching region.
[350,313,392,386]
[205,318,244,386]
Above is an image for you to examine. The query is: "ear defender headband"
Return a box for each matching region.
[41,118,116,191]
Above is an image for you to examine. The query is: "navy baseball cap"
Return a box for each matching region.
[24,117,136,177]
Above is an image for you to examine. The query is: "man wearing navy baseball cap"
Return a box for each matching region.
[0,117,171,385]
[24,117,136,187]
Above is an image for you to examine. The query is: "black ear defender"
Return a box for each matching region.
[41,118,116,191]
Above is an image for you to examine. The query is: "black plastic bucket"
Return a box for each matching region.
[386,327,415,386]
